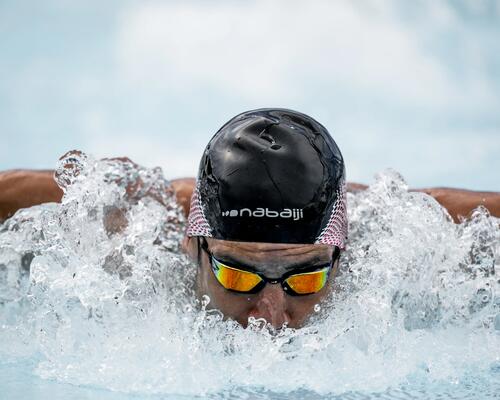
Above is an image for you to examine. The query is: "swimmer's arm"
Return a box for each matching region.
[416,187,500,222]
[346,183,368,192]
[0,170,195,222]
[346,182,500,222]
[0,170,63,222]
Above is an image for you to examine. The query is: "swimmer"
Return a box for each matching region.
[1,108,499,329]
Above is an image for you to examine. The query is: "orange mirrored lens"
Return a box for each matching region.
[213,260,263,292]
[285,268,329,294]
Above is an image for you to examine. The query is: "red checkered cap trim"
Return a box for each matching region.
[186,185,213,237]
[314,180,347,249]
[186,181,347,247]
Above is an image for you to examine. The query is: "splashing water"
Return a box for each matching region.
[0,155,499,399]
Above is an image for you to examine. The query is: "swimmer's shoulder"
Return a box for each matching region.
[171,178,196,217]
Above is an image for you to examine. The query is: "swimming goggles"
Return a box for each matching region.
[200,238,339,296]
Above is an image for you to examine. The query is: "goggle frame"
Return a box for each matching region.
[199,238,340,296]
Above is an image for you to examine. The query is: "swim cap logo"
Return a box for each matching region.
[221,208,303,221]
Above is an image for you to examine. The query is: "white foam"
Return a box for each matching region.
[0,156,498,397]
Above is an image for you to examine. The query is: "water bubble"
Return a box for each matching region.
[314,304,321,313]
[54,150,89,191]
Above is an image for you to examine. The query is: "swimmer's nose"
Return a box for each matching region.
[248,284,290,328]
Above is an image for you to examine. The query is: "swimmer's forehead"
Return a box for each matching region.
[206,238,335,275]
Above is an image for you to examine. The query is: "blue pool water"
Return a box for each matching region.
[1,359,499,399]
[1,155,499,399]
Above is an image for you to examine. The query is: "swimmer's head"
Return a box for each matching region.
[184,109,347,329]
[186,108,347,248]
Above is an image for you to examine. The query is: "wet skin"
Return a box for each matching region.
[183,236,338,329]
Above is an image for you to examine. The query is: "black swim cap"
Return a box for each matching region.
[186,108,347,248]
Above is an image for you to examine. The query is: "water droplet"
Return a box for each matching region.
[314,304,321,313]
[201,294,210,309]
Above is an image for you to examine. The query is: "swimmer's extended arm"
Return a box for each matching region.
[416,187,500,222]
[0,169,194,222]
[346,182,500,222]
[0,170,63,222]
